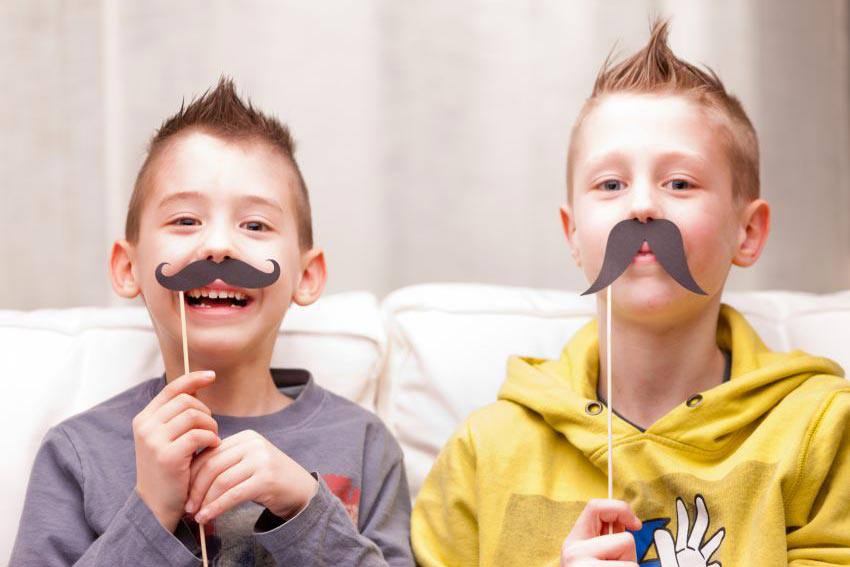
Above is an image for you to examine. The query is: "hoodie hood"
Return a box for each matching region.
[498,304,844,458]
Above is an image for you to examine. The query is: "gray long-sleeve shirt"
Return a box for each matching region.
[10,368,413,566]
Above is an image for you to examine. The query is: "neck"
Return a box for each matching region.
[160,334,291,417]
[597,295,726,429]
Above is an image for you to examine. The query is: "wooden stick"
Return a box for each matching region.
[606,285,614,534]
[179,291,190,374]
[178,291,208,567]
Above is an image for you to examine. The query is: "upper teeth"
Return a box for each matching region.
[188,288,247,300]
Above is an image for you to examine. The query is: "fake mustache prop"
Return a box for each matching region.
[155,258,281,292]
[582,218,707,296]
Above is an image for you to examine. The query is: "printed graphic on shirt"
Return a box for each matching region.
[322,473,362,526]
[494,461,777,565]
[629,495,725,567]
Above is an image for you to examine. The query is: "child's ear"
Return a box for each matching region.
[292,248,327,307]
[732,199,770,268]
[560,203,582,267]
[110,240,141,299]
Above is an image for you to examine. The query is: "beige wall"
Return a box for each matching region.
[1,0,848,309]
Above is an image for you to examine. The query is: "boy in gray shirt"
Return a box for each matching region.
[11,78,412,566]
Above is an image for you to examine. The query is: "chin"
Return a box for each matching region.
[188,332,257,361]
[610,279,702,322]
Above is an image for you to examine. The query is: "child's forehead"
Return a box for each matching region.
[153,130,291,179]
[575,93,724,161]
[144,131,298,211]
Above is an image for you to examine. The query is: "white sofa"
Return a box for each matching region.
[2,284,849,563]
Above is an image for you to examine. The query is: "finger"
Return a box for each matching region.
[170,428,220,460]
[198,461,254,513]
[563,532,637,561]
[675,497,689,551]
[195,428,255,457]
[688,495,709,550]
[163,408,218,441]
[196,476,260,524]
[187,445,245,512]
[569,499,642,541]
[653,528,677,563]
[593,502,641,533]
[701,528,725,561]
[140,371,215,419]
[600,520,627,536]
[189,432,252,483]
[613,520,629,534]
[153,392,212,424]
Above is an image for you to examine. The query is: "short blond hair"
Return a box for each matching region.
[567,19,759,203]
[125,76,313,248]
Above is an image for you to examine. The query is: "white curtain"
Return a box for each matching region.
[2,0,848,309]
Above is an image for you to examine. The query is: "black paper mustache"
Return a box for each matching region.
[155,258,281,292]
[582,218,707,296]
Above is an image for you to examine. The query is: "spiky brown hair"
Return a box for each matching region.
[567,19,759,203]
[125,76,313,248]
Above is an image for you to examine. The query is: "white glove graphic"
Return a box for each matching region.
[654,495,725,567]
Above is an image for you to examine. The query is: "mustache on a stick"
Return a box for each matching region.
[582,218,707,296]
[155,258,281,292]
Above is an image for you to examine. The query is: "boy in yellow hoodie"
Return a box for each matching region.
[411,20,850,567]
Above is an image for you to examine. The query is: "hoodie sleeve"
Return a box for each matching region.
[411,421,480,567]
[786,388,850,565]
[9,426,201,567]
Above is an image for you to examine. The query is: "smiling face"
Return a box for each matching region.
[562,93,769,321]
[110,130,325,365]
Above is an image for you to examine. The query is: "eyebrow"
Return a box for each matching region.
[157,190,284,213]
[239,194,284,213]
[157,190,207,209]
[582,149,709,172]
[655,150,709,168]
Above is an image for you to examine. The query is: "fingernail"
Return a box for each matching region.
[195,510,207,524]
[185,501,194,514]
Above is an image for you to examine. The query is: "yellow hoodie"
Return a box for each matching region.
[412,305,850,566]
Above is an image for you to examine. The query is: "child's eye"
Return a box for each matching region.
[173,217,199,226]
[666,179,693,191]
[597,179,625,192]
[242,221,270,232]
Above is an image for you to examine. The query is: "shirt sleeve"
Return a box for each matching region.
[411,421,480,567]
[252,422,414,566]
[9,425,201,567]
[786,389,850,565]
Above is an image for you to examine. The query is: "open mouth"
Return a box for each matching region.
[184,287,252,309]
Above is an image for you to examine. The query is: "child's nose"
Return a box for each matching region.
[205,253,231,264]
[199,225,236,263]
[627,182,661,223]
[200,244,234,264]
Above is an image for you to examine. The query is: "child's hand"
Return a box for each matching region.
[560,499,642,566]
[133,371,220,532]
[186,429,319,525]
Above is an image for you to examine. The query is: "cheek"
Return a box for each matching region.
[679,213,737,273]
[574,211,619,268]
[270,251,302,298]
[141,238,198,288]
